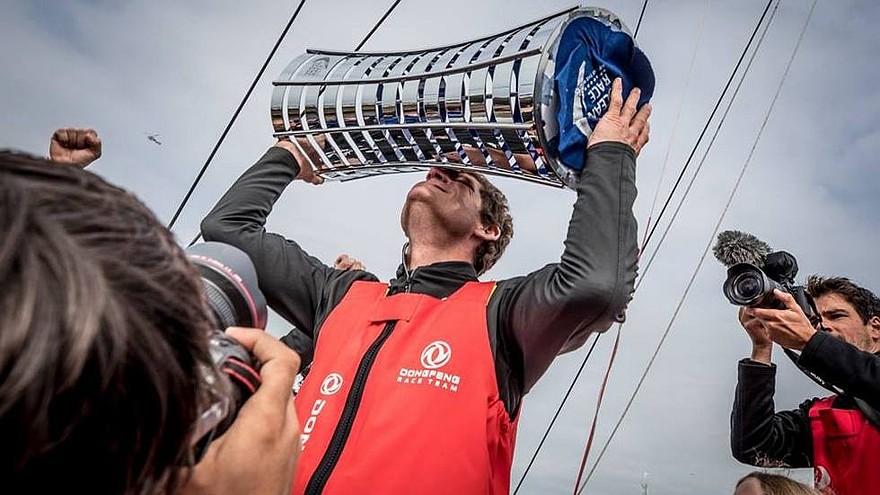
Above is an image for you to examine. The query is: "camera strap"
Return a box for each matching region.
[782,347,880,430]
[856,398,880,429]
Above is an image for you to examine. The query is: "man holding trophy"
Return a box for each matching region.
[202,8,653,494]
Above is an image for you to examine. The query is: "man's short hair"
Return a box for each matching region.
[0,151,215,494]
[807,275,880,324]
[470,172,513,276]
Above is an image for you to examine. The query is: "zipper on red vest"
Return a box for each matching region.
[304,320,397,494]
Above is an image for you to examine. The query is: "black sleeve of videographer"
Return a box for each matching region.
[201,147,377,341]
[731,359,814,468]
[800,331,880,411]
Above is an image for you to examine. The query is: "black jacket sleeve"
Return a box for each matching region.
[799,331,880,411]
[730,358,815,468]
[492,141,639,397]
[200,147,377,340]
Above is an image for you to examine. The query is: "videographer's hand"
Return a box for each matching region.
[275,136,325,185]
[177,327,301,495]
[49,128,102,168]
[744,290,817,352]
[587,78,652,156]
[739,307,772,364]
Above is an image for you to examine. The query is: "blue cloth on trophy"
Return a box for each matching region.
[551,14,654,172]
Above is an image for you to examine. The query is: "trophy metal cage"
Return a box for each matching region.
[270,6,631,189]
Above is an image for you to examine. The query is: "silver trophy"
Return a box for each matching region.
[270,6,644,189]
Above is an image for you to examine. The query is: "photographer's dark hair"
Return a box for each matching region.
[807,275,880,324]
[0,151,214,494]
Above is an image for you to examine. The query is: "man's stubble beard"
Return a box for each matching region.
[400,194,474,245]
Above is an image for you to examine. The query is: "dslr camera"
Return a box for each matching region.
[185,242,268,461]
[722,251,817,323]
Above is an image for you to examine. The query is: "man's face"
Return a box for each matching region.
[815,292,880,353]
[401,167,485,237]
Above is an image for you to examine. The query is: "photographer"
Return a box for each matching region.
[731,276,880,495]
[0,149,302,495]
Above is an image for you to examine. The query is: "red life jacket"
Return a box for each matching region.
[292,281,518,495]
[809,396,880,495]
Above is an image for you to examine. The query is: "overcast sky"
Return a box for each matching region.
[3,0,879,493]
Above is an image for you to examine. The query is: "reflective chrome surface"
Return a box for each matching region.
[269,5,626,188]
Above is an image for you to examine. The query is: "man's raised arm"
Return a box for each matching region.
[498,78,650,392]
[201,140,373,337]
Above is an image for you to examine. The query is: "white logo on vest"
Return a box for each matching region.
[302,375,339,449]
[420,341,452,369]
[397,341,460,393]
[320,373,344,395]
[813,465,832,491]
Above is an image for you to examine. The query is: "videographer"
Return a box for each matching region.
[0,149,302,495]
[731,276,880,495]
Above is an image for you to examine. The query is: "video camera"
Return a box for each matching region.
[712,230,818,324]
[185,242,268,461]
[722,251,818,324]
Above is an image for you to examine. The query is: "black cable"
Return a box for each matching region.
[187,229,202,248]
[637,0,779,285]
[514,4,653,487]
[632,0,649,38]
[511,333,602,494]
[640,0,775,252]
[517,0,777,490]
[183,0,403,247]
[167,0,308,231]
[579,4,814,486]
[355,0,401,51]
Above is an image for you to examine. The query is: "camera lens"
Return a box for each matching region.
[186,242,267,330]
[184,242,267,458]
[723,263,777,307]
[731,271,764,302]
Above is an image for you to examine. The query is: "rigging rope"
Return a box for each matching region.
[515,0,706,488]
[515,1,659,487]
[640,0,712,252]
[356,0,401,51]
[579,0,817,490]
[632,0,649,39]
[167,0,308,232]
[639,0,779,284]
[516,0,778,490]
[180,0,404,246]
[639,0,776,253]
[511,333,602,494]
[572,325,622,494]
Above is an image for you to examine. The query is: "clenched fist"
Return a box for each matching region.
[50,128,102,168]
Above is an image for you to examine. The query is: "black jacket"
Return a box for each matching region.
[731,331,880,467]
[201,141,639,417]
